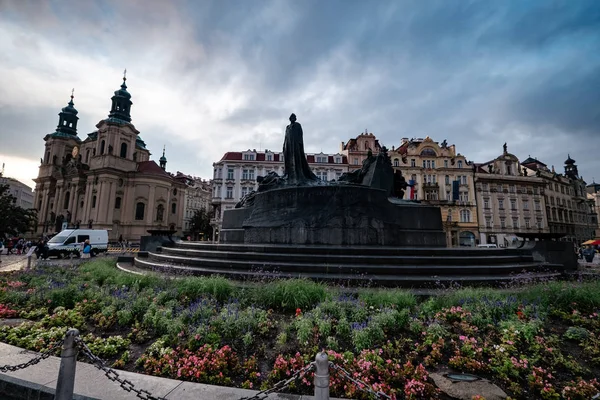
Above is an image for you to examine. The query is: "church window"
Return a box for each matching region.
[171,202,177,214]
[120,143,128,158]
[64,192,70,209]
[100,140,105,155]
[92,196,97,208]
[135,202,145,220]
[393,159,399,167]
[115,197,122,209]
[156,204,164,221]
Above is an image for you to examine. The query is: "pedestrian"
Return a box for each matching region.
[16,240,23,255]
[119,235,126,252]
[6,240,13,255]
[81,240,91,259]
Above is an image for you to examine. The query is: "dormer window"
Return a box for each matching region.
[266,153,273,161]
[243,153,255,161]
[457,160,463,168]
[334,157,342,164]
[316,156,327,163]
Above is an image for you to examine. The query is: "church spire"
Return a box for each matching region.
[55,88,79,136]
[159,145,167,170]
[107,70,133,123]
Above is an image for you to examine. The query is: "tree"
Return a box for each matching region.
[189,208,214,240]
[0,184,37,239]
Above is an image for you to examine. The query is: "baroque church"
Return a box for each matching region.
[33,74,187,241]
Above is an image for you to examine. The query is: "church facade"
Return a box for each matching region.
[32,76,186,241]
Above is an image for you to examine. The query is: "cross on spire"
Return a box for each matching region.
[123,68,127,81]
[71,88,74,100]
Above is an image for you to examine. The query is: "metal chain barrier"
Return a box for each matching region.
[76,337,166,400]
[329,362,392,400]
[239,362,315,400]
[0,339,64,373]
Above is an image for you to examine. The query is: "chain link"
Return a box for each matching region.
[239,362,315,400]
[330,362,392,400]
[0,339,64,373]
[76,337,166,400]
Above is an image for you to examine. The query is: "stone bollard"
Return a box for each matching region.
[314,352,330,400]
[55,329,80,400]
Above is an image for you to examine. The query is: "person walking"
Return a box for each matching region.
[81,240,92,259]
[6,240,14,255]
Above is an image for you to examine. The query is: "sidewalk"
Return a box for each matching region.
[0,254,28,272]
[0,342,325,400]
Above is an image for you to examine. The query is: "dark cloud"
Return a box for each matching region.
[0,0,599,185]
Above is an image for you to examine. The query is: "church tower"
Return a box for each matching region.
[108,70,132,123]
[159,146,167,170]
[564,154,579,180]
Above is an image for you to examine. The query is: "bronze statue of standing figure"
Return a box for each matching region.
[283,113,318,184]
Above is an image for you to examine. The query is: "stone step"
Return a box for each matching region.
[145,252,549,276]
[171,242,527,257]
[158,246,533,266]
[134,257,561,286]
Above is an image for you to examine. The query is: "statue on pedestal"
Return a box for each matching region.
[283,113,318,184]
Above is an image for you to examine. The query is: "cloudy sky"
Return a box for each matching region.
[0,0,599,188]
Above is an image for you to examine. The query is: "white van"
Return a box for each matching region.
[477,243,498,248]
[47,229,109,258]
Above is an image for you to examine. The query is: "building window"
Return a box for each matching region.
[482,183,488,191]
[498,199,504,209]
[241,187,248,197]
[431,160,436,169]
[335,157,342,164]
[422,160,426,168]
[523,200,529,210]
[497,184,502,192]
[411,159,416,167]
[267,154,273,161]
[550,197,555,205]
[227,168,234,180]
[316,171,327,180]
[249,170,255,180]
[316,156,327,163]
[461,176,467,184]
[510,199,517,210]
[100,140,105,155]
[533,187,538,195]
[242,169,249,180]
[120,143,128,158]
[525,218,530,229]
[560,186,565,194]
[512,217,519,228]
[444,160,448,168]
[506,163,512,175]
[156,204,164,221]
[64,192,70,209]
[426,160,431,169]
[483,198,490,209]
[534,200,541,211]
[92,195,97,208]
[509,185,516,193]
[135,202,145,220]
[243,154,255,161]
[393,159,399,167]
[457,160,463,168]
[460,209,471,223]
[485,217,492,228]
[115,197,121,209]
[445,175,450,185]
[353,158,359,165]
[171,202,176,214]
[226,187,233,199]
[537,218,543,229]
[500,217,506,228]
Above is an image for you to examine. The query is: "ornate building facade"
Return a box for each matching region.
[211,149,348,239]
[340,131,382,170]
[521,156,597,243]
[181,175,212,238]
[389,137,478,247]
[0,175,34,210]
[32,76,186,241]
[474,145,548,247]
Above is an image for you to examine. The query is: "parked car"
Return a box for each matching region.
[46,229,108,258]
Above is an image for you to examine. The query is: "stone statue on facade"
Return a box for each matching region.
[283,113,318,184]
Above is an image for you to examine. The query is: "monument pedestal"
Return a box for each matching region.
[221,185,446,247]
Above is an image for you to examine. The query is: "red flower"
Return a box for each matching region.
[295,308,302,317]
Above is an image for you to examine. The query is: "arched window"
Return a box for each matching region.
[92,195,97,208]
[120,143,128,158]
[86,150,91,163]
[135,202,145,220]
[115,197,122,209]
[420,148,437,157]
[156,204,164,221]
[171,202,177,214]
[64,192,70,209]
[100,140,105,155]
[393,159,399,167]
[364,142,369,150]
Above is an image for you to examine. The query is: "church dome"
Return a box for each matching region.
[114,81,131,99]
[565,154,576,165]
[61,98,78,115]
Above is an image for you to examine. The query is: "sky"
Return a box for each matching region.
[0,0,599,189]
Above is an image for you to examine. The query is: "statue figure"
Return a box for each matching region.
[488,164,493,173]
[441,139,448,149]
[503,142,507,154]
[523,168,528,176]
[393,170,409,199]
[283,114,318,184]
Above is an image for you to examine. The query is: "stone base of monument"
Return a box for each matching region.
[221,185,446,247]
[132,241,569,287]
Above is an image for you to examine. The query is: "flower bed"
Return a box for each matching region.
[0,260,599,399]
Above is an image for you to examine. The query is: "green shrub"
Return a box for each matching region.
[255,279,327,311]
[359,289,416,310]
[177,276,235,302]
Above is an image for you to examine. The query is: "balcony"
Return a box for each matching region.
[422,182,439,188]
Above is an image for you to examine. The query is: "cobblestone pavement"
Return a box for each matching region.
[0,254,29,272]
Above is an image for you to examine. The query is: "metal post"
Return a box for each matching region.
[55,329,80,400]
[314,352,330,400]
[27,256,32,269]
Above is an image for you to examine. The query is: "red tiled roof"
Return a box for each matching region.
[137,161,170,177]
[221,152,243,161]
